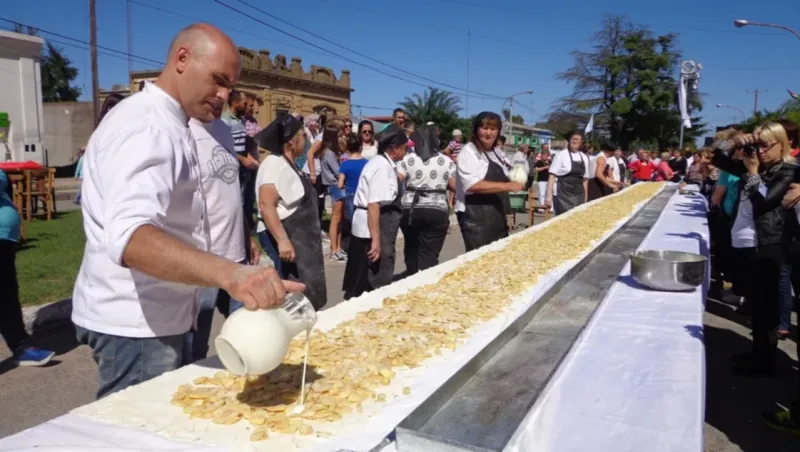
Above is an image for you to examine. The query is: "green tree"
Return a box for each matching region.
[9,23,82,102]
[534,111,584,140]
[40,42,81,102]
[399,88,467,140]
[501,108,525,125]
[556,15,704,150]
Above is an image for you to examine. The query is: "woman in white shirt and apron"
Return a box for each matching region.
[455,112,525,252]
[343,125,409,300]
[398,125,456,275]
[588,141,623,200]
[255,114,327,310]
[545,132,590,215]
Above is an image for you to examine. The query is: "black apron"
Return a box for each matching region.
[555,152,586,215]
[587,155,613,201]
[367,155,403,289]
[280,156,327,310]
[459,156,509,252]
[404,186,447,226]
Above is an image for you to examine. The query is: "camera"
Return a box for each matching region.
[742,144,757,156]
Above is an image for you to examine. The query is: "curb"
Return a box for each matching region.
[22,298,73,334]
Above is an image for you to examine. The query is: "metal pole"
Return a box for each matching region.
[679,124,685,149]
[89,0,100,127]
[465,28,470,117]
[126,0,133,75]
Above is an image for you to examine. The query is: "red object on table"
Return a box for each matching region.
[0,161,45,171]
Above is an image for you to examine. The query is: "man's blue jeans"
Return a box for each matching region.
[184,288,243,364]
[75,325,185,399]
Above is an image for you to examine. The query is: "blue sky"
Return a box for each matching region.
[3,0,799,131]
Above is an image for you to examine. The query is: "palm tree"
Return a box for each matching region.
[399,88,462,125]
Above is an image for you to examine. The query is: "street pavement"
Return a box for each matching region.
[0,211,798,451]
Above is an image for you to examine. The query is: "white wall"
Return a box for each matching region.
[0,30,45,163]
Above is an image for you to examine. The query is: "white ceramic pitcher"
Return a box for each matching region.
[215,292,317,376]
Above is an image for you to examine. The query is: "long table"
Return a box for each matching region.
[0,187,708,452]
[502,189,708,452]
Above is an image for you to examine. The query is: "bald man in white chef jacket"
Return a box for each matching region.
[71,23,303,399]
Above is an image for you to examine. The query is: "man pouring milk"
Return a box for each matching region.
[71,23,303,399]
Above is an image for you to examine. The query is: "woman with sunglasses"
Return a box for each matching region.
[712,122,797,377]
[358,120,378,160]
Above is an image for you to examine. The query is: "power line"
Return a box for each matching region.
[127,0,333,62]
[214,0,504,100]
[48,37,161,67]
[0,17,164,66]
[351,104,395,111]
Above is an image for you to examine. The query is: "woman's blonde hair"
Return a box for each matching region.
[660,151,670,161]
[754,122,794,163]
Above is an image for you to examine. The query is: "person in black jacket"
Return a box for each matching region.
[712,122,797,377]
[763,180,800,435]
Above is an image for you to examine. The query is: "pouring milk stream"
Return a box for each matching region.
[215,292,317,412]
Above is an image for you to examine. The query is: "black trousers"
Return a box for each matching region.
[708,209,732,296]
[400,208,449,276]
[343,237,372,301]
[239,167,257,232]
[315,179,326,225]
[740,244,782,369]
[0,240,28,352]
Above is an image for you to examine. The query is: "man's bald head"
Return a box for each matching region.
[167,23,237,61]
[158,23,241,123]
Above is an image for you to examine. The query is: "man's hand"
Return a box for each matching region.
[506,181,525,192]
[243,155,260,170]
[544,196,553,209]
[249,237,261,265]
[225,266,305,310]
[368,238,381,263]
[783,183,800,209]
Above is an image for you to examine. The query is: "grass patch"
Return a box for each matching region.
[16,211,85,306]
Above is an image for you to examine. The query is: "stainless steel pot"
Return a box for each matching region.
[628,250,707,292]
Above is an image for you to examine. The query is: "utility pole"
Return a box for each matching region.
[465,28,471,117]
[126,0,133,76]
[747,88,766,116]
[89,0,100,127]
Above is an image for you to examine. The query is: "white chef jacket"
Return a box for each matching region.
[604,155,622,182]
[454,142,510,212]
[72,82,209,338]
[587,154,598,179]
[549,150,591,178]
[190,118,245,263]
[352,155,398,238]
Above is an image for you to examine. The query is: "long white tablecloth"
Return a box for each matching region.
[503,190,708,452]
[0,187,706,452]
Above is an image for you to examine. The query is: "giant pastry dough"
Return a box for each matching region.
[171,183,663,440]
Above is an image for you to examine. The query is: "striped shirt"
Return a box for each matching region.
[221,112,247,155]
[448,140,463,161]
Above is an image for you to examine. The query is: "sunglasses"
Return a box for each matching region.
[362,130,373,135]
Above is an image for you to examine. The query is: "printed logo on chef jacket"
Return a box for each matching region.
[207,145,239,184]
